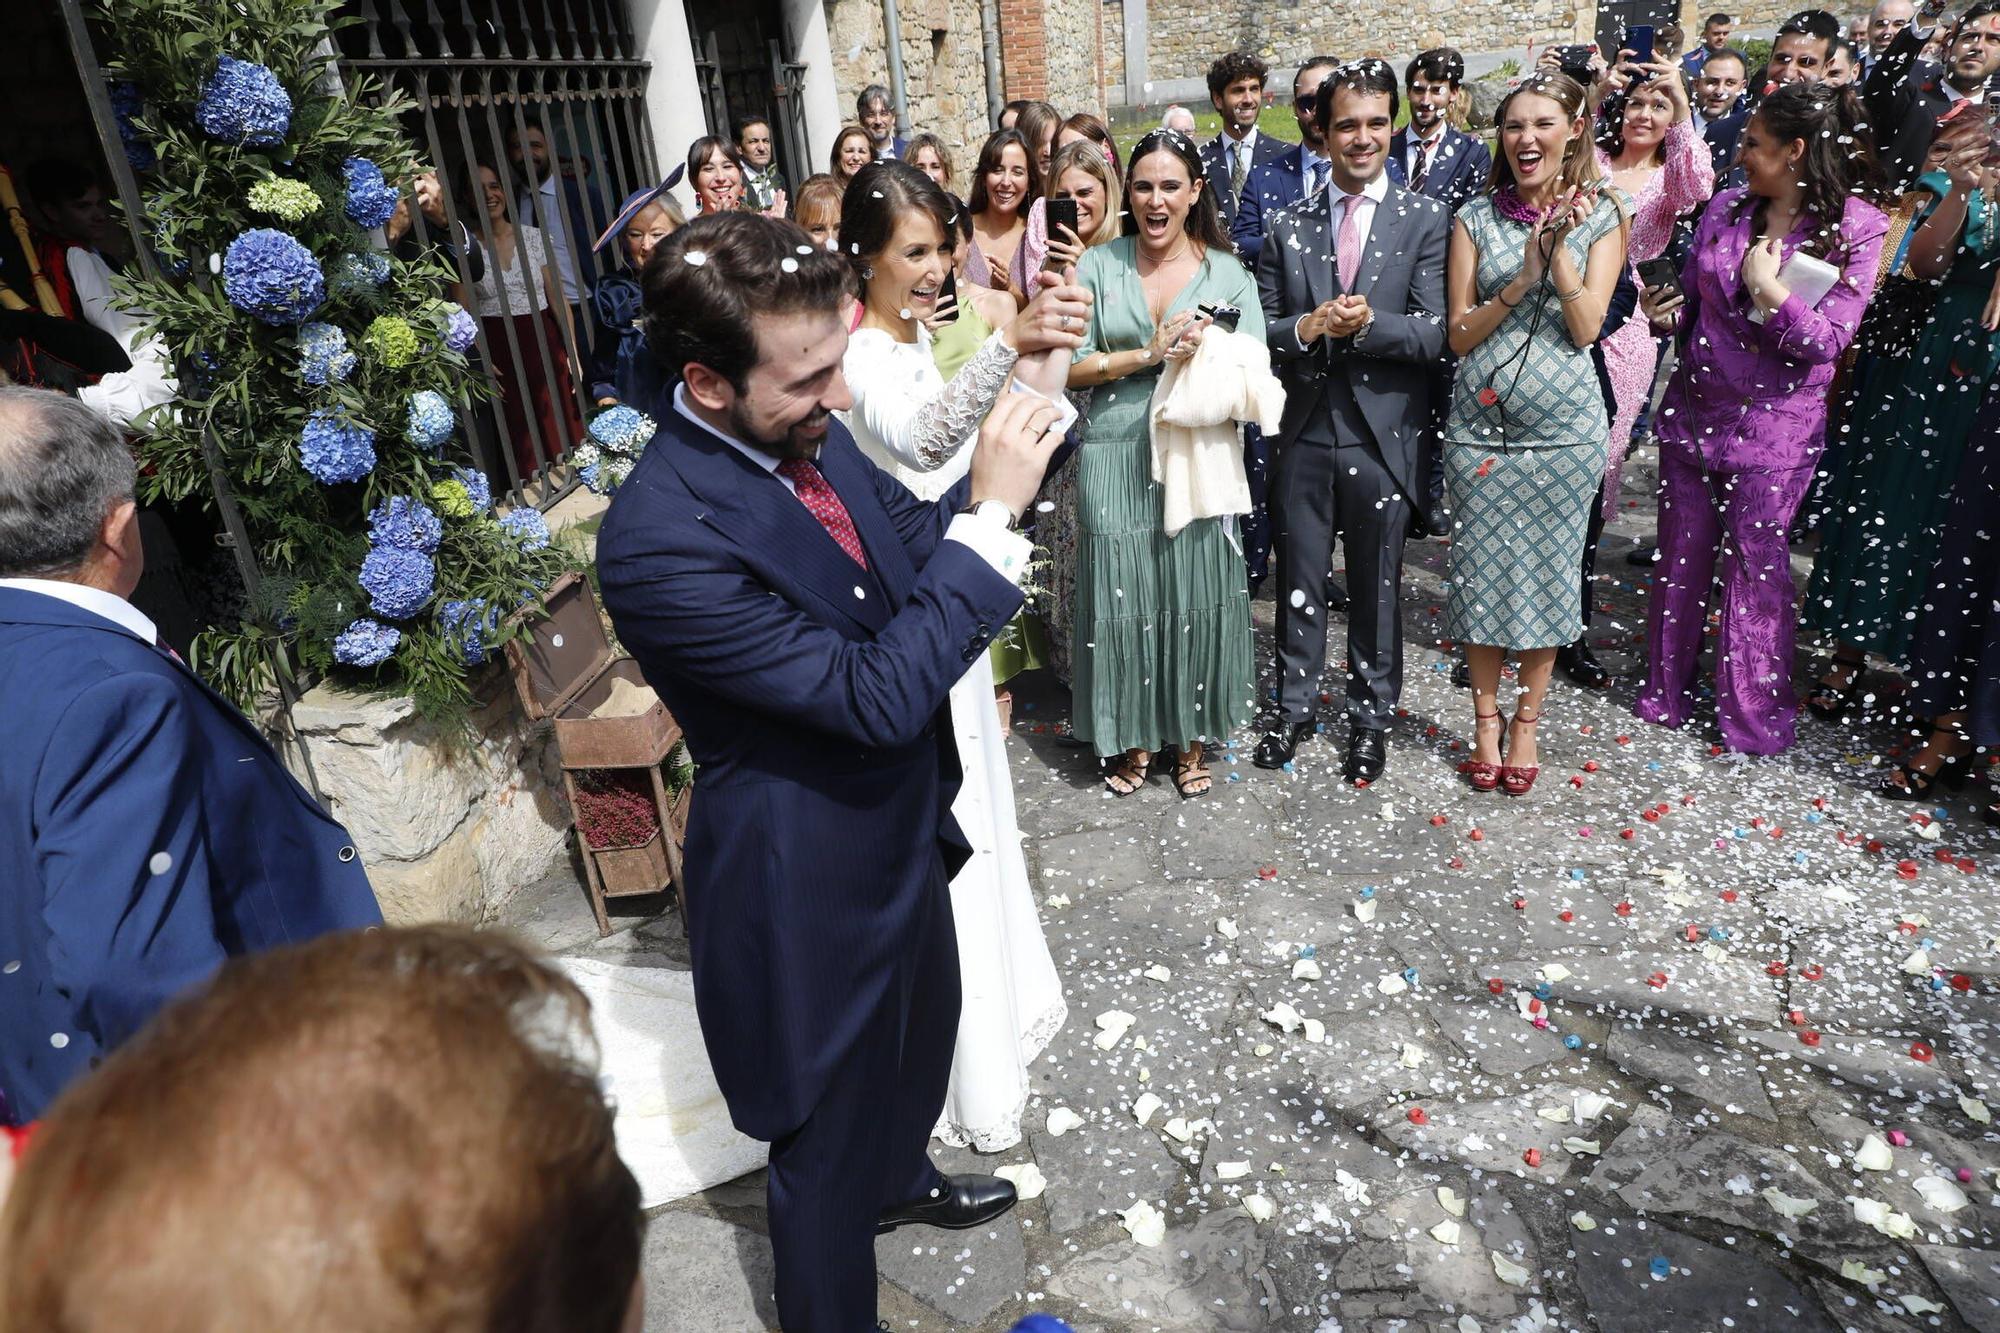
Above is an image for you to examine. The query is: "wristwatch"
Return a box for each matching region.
[963,498,1020,528]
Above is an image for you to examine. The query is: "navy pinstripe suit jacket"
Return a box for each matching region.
[596,406,1024,1139]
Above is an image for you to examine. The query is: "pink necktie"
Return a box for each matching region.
[775,458,869,570]
[1336,193,1363,291]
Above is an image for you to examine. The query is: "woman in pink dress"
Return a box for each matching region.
[1594,58,1715,513]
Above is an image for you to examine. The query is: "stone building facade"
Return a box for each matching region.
[824,0,1107,174]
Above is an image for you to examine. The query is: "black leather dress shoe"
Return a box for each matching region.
[1624,544,1660,567]
[1343,725,1388,784]
[877,1173,1017,1234]
[1252,719,1315,769]
[1451,659,1471,689]
[1556,641,1612,689]
[1327,582,1349,613]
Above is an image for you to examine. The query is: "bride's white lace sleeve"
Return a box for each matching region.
[850,330,1018,472]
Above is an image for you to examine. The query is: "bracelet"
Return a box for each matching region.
[1496,287,1522,309]
[1097,351,1112,381]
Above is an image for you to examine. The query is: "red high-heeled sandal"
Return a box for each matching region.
[1458,708,1505,792]
[1501,710,1542,796]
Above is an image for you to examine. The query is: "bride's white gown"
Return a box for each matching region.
[838,322,1068,1151]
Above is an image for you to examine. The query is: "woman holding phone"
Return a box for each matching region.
[1633,82,1887,754]
[1065,129,1262,799]
[1444,72,1628,796]
[830,160,1088,1150]
[1008,139,1126,294]
[1802,108,2000,727]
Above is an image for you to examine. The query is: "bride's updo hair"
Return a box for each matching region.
[838,159,956,289]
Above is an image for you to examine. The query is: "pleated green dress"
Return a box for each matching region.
[1068,236,1259,758]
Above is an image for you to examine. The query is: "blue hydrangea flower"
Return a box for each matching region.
[332,250,392,293]
[298,409,376,484]
[222,228,324,325]
[297,323,356,385]
[437,597,499,665]
[405,390,455,450]
[366,496,442,554]
[333,618,401,667]
[444,303,478,353]
[498,507,551,552]
[110,81,154,172]
[342,157,400,229]
[195,55,291,147]
[359,547,436,620]
[454,465,492,513]
[587,405,656,452]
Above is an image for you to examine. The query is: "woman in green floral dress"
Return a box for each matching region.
[1065,129,1260,798]
[1805,125,2000,715]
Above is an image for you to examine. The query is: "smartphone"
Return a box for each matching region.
[1042,198,1080,272]
[936,268,958,324]
[1197,301,1242,333]
[1624,24,1656,64]
[1637,256,1683,300]
[1552,44,1597,82]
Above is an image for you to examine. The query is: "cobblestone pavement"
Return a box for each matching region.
[508,446,2000,1332]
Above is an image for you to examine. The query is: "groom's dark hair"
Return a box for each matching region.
[644,211,853,392]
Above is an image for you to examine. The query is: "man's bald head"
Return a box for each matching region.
[0,386,139,588]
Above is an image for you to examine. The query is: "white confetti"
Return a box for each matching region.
[1045,1106,1084,1137]
[1491,1252,1533,1288]
[1915,1175,1970,1213]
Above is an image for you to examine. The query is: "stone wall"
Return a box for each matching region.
[1138,0,1582,96]
[825,0,995,177]
[1044,0,1105,118]
[290,678,572,925]
[1104,0,1126,105]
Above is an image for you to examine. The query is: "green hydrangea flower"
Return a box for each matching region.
[246,177,323,223]
[365,314,419,368]
[430,478,473,518]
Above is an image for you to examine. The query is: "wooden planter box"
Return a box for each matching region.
[506,572,689,936]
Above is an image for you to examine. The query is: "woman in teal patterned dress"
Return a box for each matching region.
[1065,128,1260,799]
[1443,72,1629,796]
[1803,122,2000,718]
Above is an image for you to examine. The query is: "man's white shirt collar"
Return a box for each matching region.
[0,577,158,643]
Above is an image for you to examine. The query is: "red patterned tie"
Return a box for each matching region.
[775,458,869,570]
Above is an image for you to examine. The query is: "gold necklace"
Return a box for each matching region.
[1137,236,1192,270]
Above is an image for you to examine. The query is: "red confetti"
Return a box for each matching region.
[1511,896,1526,911]
[1866,839,1885,854]
[1616,735,1632,745]
[1787,1008,1807,1025]
[1257,866,1278,880]
[1408,1106,1430,1125]
[1487,978,1506,995]
[1959,858,1979,873]
[1583,760,1600,773]
[1469,828,1486,842]
[1801,1030,1822,1046]
[1683,924,1702,942]
[1558,910,1575,923]
[1910,1042,1934,1063]
[1568,775,1585,788]
[1770,827,1785,839]
[1523,1148,1543,1168]
[1646,971,1669,989]
[1813,797,1829,810]
[1721,890,1738,903]
[1896,860,1919,880]
[1448,856,1465,870]
[1799,965,1824,981]
[1475,455,1496,477]
[1951,974,1973,992]
[1429,814,1449,826]
[1642,810,1661,823]
[1614,901,1634,917]
[1767,960,1788,977]
[1477,388,1499,407]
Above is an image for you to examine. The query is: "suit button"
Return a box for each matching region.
[338,845,357,862]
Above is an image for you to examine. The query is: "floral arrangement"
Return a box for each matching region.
[101,0,576,724]
[572,768,663,849]
[571,406,656,495]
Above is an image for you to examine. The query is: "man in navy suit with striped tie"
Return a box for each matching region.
[0,388,381,1127]
[597,212,1086,1333]
[1386,49,1493,213]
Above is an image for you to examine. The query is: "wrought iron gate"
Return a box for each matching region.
[336,0,659,506]
[687,0,809,192]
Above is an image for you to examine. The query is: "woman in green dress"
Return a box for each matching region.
[1803,118,2000,716]
[1065,128,1260,798]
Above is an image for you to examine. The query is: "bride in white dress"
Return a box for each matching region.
[834,159,1074,1151]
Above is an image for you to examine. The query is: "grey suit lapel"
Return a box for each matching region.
[1302,187,1336,306]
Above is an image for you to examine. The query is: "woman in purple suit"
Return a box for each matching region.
[1631,83,1887,754]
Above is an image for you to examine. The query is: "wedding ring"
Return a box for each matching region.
[1060,314,1074,331]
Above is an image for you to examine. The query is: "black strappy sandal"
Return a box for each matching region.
[1104,749,1151,796]
[1805,655,1867,721]
[1881,724,1973,801]
[1171,748,1212,800]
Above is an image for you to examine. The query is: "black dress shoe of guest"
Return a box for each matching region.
[1343,725,1388,784]
[1451,659,1472,690]
[1556,641,1612,689]
[1327,582,1349,613]
[1253,719,1315,769]
[1624,544,1660,567]
[877,1173,1017,1234]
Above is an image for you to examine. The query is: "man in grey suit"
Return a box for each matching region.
[1251,60,1448,783]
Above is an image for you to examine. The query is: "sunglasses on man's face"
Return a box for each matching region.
[1294,94,1318,108]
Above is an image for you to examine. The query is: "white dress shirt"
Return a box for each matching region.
[1301,149,1332,199]
[671,385,1032,581]
[1293,171,1392,351]
[0,577,158,643]
[1405,129,1446,184]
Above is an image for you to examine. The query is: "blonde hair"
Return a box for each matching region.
[1047,139,1123,248]
[1489,72,1604,198]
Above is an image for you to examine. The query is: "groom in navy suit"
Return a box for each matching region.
[1386,48,1493,213]
[597,212,1083,1333]
[0,388,380,1126]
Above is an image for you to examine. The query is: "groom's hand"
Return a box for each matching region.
[970,391,1064,520]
